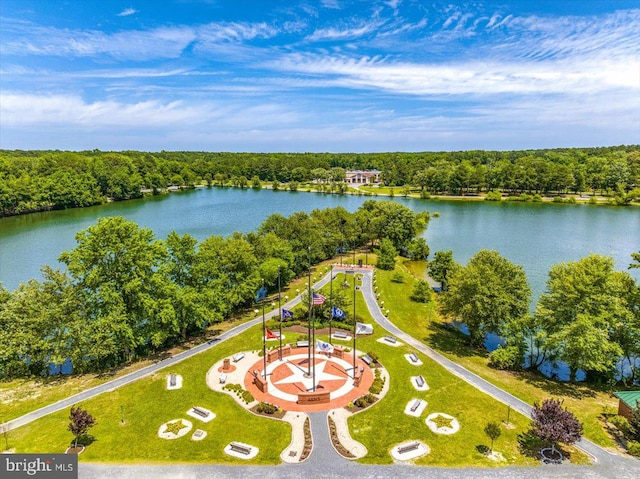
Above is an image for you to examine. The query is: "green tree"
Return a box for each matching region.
[484,421,501,453]
[427,250,457,290]
[534,254,636,382]
[410,279,433,303]
[439,250,531,347]
[407,237,430,260]
[376,238,397,270]
[59,217,173,362]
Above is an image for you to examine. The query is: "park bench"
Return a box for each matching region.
[384,335,397,344]
[230,442,252,455]
[397,442,420,454]
[192,407,209,418]
[415,375,425,388]
[219,373,227,384]
[169,374,177,387]
[410,399,421,412]
[409,353,419,363]
[362,354,373,365]
[232,352,245,362]
[334,331,348,339]
[297,340,309,348]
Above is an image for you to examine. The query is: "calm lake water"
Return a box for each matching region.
[1,187,638,300]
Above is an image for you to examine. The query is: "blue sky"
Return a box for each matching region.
[1,0,638,152]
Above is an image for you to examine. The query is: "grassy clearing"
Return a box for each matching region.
[4,324,289,464]
[375,259,619,449]
[327,281,589,466]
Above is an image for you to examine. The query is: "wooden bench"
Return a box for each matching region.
[384,335,397,344]
[415,375,425,387]
[409,353,419,363]
[333,331,348,339]
[361,354,373,365]
[410,399,421,412]
[219,373,227,384]
[169,374,177,386]
[229,442,252,455]
[397,442,420,454]
[232,353,245,362]
[297,340,309,348]
[192,407,209,418]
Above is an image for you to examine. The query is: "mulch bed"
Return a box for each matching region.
[249,404,287,419]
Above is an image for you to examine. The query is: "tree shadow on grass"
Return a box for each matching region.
[517,431,576,463]
[425,322,487,359]
[520,370,598,400]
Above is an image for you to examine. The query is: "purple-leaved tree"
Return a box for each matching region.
[68,405,96,448]
[530,398,583,456]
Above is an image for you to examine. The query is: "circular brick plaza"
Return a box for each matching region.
[244,348,375,412]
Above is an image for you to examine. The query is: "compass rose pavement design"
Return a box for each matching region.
[244,350,375,411]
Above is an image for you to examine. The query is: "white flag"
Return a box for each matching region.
[315,339,334,354]
[355,322,374,335]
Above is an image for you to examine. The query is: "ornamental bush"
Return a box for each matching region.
[488,345,523,371]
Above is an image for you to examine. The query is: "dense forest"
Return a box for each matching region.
[1,146,638,217]
[0,201,429,378]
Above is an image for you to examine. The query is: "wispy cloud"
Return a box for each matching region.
[306,18,385,41]
[117,7,137,17]
[0,20,279,61]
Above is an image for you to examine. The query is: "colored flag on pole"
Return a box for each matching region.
[266,329,279,339]
[255,286,268,302]
[281,308,294,319]
[312,292,326,305]
[332,306,346,319]
[315,339,334,354]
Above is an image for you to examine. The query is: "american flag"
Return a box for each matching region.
[312,292,326,305]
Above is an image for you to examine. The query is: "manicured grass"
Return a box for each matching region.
[4,324,290,464]
[374,260,619,449]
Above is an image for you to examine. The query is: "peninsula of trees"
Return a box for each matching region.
[1,145,638,217]
[0,201,428,378]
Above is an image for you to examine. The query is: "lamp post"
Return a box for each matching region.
[260,278,267,378]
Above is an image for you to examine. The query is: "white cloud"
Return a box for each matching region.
[117,8,137,17]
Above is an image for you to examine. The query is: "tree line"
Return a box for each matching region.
[0,201,428,379]
[1,145,638,217]
[431,250,640,385]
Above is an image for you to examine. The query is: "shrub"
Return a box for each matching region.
[366,351,379,363]
[485,191,502,201]
[532,194,542,202]
[488,345,523,371]
[553,196,564,203]
[566,196,577,204]
[410,279,433,303]
[257,402,277,414]
[608,415,630,435]
[391,272,405,283]
[420,191,431,199]
[628,441,640,456]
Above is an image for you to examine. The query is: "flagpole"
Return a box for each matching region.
[353,266,357,375]
[278,266,282,360]
[329,264,334,344]
[307,246,312,377]
[312,291,316,392]
[261,278,267,378]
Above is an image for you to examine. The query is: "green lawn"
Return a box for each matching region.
[374,259,619,449]
[4,324,290,464]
